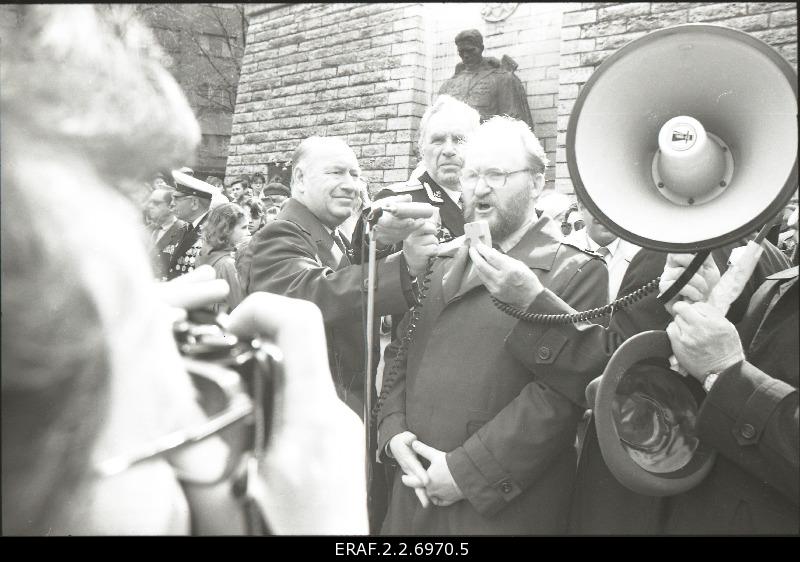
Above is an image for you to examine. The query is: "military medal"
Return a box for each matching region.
[422,180,445,204]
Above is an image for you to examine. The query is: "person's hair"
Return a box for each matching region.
[290,136,352,191]
[418,94,480,151]
[468,115,549,173]
[205,175,223,188]
[252,172,266,184]
[202,202,246,251]
[1,5,200,534]
[241,197,266,221]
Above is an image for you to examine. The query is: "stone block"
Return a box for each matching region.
[627,11,688,32]
[563,10,597,26]
[581,19,628,38]
[531,94,555,109]
[375,105,399,118]
[594,31,647,50]
[560,54,582,69]
[598,3,650,20]
[347,133,372,146]
[770,8,797,27]
[561,38,596,54]
[387,116,420,131]
[747,2,796,15]
[530,79,559,94]
[751,26,798,45]
[688,3,748,21]
[346,108,376,121]
[386,142,412,156]
[362,144,386,157]
[371,131,397,144]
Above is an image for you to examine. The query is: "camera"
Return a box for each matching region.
[172,309,283,478]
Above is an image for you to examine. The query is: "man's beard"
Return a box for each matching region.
[463,189,533,244]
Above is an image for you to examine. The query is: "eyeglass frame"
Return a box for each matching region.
[460,167,540,190]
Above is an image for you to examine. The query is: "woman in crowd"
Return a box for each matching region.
[197,203,249,314]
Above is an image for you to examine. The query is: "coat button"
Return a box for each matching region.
[740,423,756,440]
[537,346,551,361]
[499,481,513,494]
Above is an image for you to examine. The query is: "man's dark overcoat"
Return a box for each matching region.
[377,216,608,534]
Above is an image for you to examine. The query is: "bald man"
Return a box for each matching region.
[244,136,438,417]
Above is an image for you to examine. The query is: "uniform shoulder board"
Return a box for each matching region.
[387,178,423,193]
[561,241,604,259]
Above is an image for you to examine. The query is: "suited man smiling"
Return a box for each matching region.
[245,136,439,416]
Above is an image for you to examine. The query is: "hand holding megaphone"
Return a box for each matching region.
[663,240,764,377]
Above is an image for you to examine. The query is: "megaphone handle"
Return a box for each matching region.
[657,250,710,305]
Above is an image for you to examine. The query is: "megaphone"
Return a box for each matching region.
[567,24,798,496]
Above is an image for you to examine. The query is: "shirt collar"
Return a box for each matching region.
[585,231,620,256]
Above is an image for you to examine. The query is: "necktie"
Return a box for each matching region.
[331,229,348,266]
[596,246,611,262]
[456,192,463,209]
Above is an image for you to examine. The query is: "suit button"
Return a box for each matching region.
[499,481,513,494]
[537,346,551,361]
[740,423,756,440]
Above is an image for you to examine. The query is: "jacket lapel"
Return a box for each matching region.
[278,198,340,269]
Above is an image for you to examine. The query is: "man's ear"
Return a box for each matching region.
[531,172,545,200]
[292,166,304,195]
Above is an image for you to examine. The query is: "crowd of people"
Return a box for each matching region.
[3,5,798,536]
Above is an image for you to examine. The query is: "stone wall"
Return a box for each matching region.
[555,2,798,194]
[227,3,429,191]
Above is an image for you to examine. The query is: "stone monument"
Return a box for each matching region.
[438,28,534,130]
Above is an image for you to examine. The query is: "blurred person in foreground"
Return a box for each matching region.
[1,4,366,535]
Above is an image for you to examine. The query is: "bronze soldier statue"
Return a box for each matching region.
[438,29,534,131]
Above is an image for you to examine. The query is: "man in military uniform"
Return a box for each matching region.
[166,171,216,280]
[438,29,534,131]
[350,95,481,337]
[145,188,186,280]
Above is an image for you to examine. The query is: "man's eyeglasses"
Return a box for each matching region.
[460,168,533,190]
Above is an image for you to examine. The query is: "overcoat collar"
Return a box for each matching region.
[441,216,563,303]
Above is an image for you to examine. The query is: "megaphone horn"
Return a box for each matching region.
[567,23,798,253]
[568,24,798,497]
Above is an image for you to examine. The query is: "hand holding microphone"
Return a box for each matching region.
[367,195,437,245]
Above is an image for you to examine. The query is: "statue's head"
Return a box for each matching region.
[454,29,484,68]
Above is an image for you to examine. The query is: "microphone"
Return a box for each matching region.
[366,202,436,225]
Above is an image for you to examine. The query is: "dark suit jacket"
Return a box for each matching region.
[149,218,186,280]
[244,198,414,415]
[378,217,608,534]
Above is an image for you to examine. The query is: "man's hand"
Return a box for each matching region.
[403,220,440,277]
[411,441,464,507]
[371,195,436,245]
[666,301,745,384]
[469,242,543,309]
[389,431,431,508]
[660,253,720,315]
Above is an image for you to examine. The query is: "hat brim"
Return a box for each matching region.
[594,330,716,497]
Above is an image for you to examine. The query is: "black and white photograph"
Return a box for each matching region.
[1,2,797,541]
